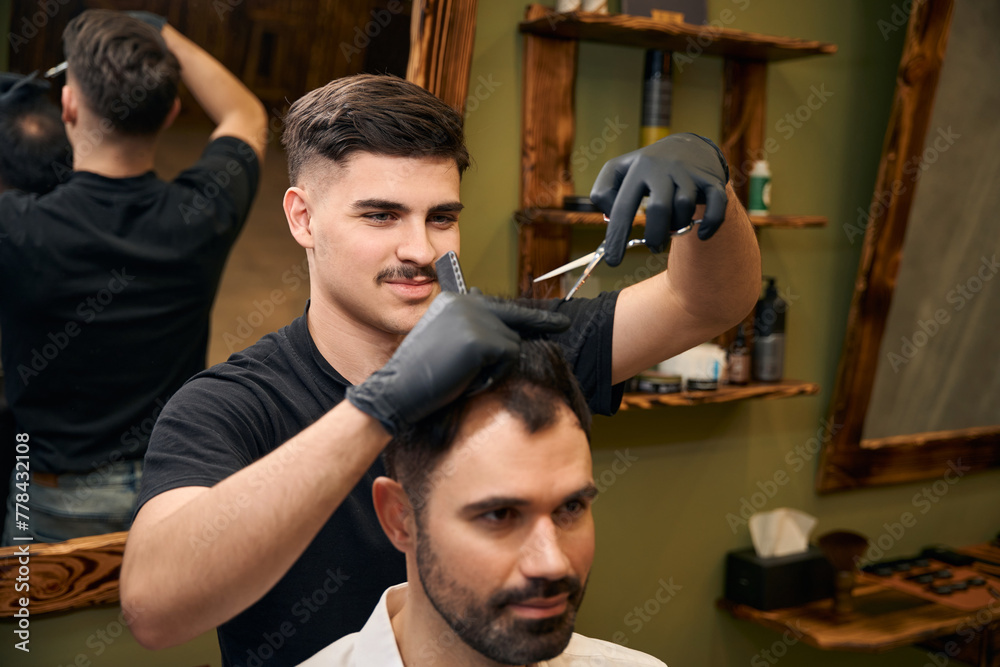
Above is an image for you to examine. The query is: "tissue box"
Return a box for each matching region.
[724,546,835,610]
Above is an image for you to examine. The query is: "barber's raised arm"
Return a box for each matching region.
[160,24,267,162]
[588,134,761,383]
[120,293,570,649]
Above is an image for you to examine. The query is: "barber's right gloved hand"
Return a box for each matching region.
[591,133,730,266]
[126,11,168,32]
[346,292,570,436]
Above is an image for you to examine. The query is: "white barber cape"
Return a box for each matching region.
[298,583,667,666]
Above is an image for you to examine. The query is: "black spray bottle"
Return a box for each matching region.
[753,277,786,382]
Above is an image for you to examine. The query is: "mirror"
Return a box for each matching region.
[816,0,1000,493]
[6,0,416,111]
[0,0,479,613]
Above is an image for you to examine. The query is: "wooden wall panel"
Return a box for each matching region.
[517,4,576,297]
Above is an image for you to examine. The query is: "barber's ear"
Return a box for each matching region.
[372,476,416,553]
[61,85,77,126]
[161,97,181,131]
[283,186,315,250]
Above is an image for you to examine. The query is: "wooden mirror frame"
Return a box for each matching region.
[407,0,479,113]
[816,0,1000,493]
[0,532,128,615]
[0,0,479,617]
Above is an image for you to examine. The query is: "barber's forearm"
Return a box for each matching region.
[159,25,266,160]
[121,401,390,649]
[669,183,761,328]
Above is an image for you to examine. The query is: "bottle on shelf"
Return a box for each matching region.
[727,325,750,385]
[641,49,672,147]
[753,277,786,382]
[747,159,771,215]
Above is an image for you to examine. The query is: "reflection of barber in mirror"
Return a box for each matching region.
[301,339,665,666]
[0,70,72,531]
[0,10,267,546]
[122,75,759,664]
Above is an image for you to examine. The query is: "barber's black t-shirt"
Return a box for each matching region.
[0,137,259,473]
[138,293,624,667]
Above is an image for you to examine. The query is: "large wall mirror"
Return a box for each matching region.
[0,0,479,615]
[6,0,477,113]
[816,0,1000,493]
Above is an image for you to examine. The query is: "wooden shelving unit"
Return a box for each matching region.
[516,3,838,296]
[619,380,820,410]
[518,10,837,60]
[514,4,837,410]
[516,5,836,407]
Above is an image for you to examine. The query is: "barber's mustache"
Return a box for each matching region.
[490,576,583,609]
[375,264,438,285]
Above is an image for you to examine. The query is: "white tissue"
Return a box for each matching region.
[749,508,817,558]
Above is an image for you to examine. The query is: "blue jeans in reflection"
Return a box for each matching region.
[2,459,143,546]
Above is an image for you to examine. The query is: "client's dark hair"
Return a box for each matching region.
[383,338,591,515]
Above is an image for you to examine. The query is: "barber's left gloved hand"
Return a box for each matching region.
[346,292,570,436]
[0,72,49,106]
[125,11,168,32]
[590,133,730,266]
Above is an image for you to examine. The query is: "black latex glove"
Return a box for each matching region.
[590,133,730,266]
[0,72,49,107]
[346,292,570,436]
[126,11,168,32]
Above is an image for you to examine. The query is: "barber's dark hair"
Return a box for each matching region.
[383,338,591,515]
[62,9,180,136]
[0,97,71,194]
[281,74,470,185]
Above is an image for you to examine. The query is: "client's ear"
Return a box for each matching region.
[372,476,417,553]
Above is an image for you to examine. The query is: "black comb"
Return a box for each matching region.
[434,251,467,294]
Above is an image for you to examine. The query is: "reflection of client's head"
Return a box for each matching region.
[0,85,70,194]
[375,339,595,665]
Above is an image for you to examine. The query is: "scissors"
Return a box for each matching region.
[534,215,702,300]
[44,62,68,78]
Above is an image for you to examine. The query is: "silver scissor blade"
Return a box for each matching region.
[563,244,607,301]
[533,251,599,283]
[533,236,654,284]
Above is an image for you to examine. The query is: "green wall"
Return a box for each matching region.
[463,1,1000,666]
[4,2,999,666]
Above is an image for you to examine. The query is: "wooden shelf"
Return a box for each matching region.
[718,588,965,653]
[619,380,819,410]
[519,5,838,61]
[717,543,1000,662]
[515,209,827,229]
